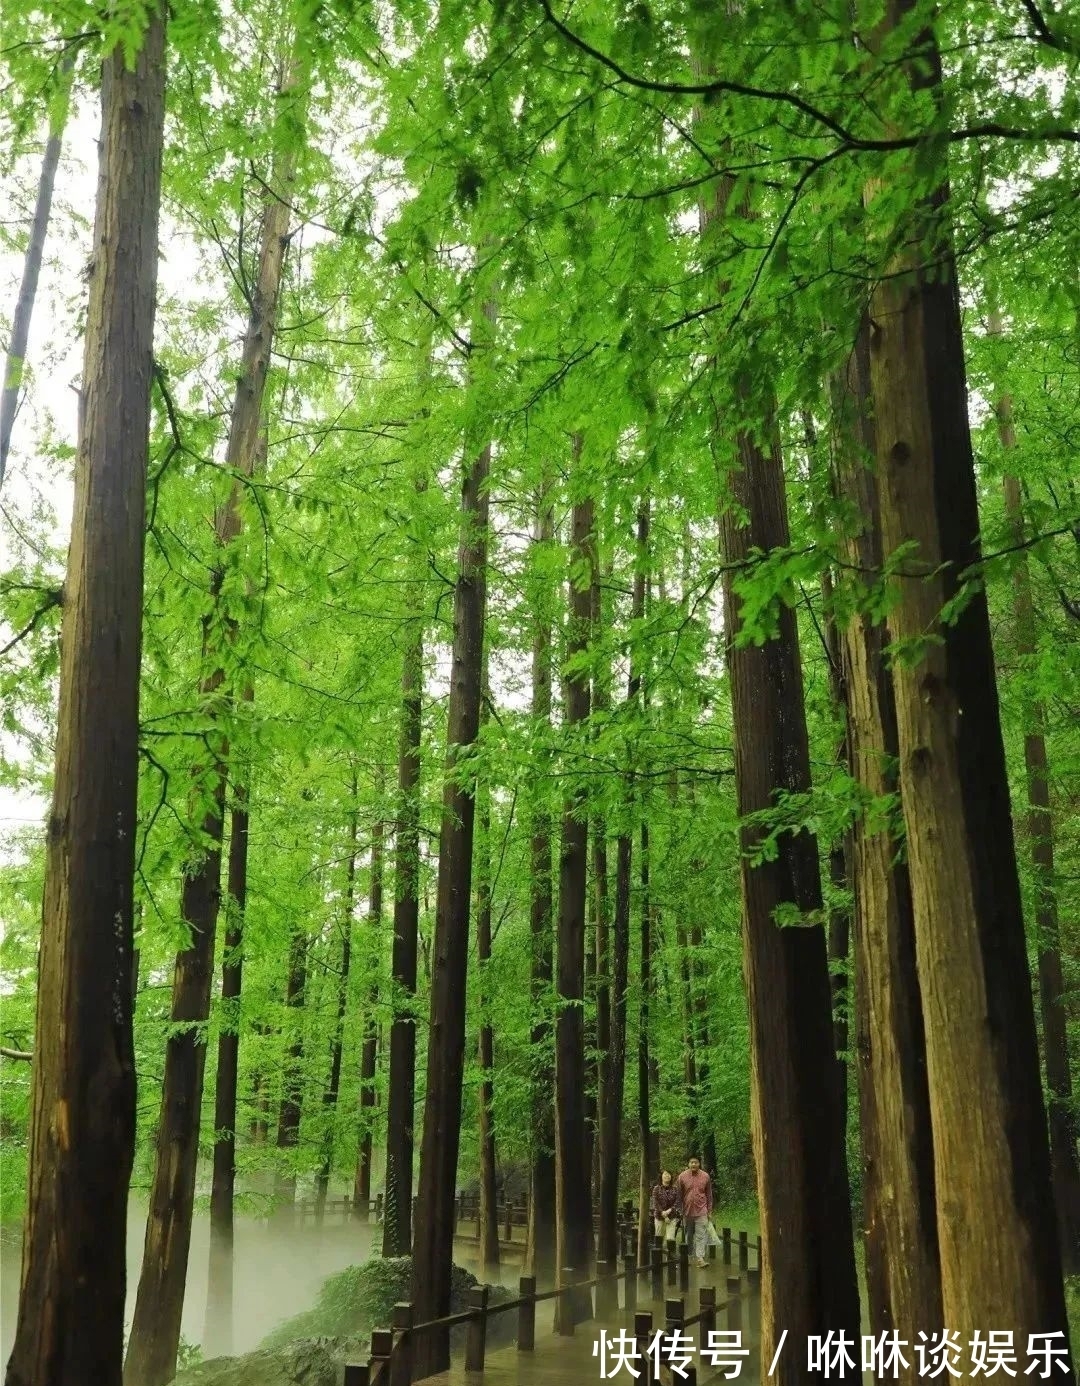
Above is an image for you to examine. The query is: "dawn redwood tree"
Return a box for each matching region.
[596,500,646,1272]
[125,57,303,1384]
[0,52,73,489]
[382,580,424,1255]
[203,795,252,1358]
[353,815,384,1215]
[526,478,557,1283]
[475,737,500,1277]
[410,290,495,1380]
[832,323,942,1350]
[273,926,308,1207]
[703,164,860,1363]
[863,4,1072,1357]
[990,314,1080,1273]
[315,800,358,1224]
[553,471,596,1332]
[3,12,166,1384]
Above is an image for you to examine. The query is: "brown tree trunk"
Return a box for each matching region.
[382,599,424,1255]
[991,314,1080,1273]
[476,766,501,1277]
[125,60,301,1386]
[864,11,1071,1352]
[678,917,699,1155]
[688,921,718,1174]
[0,54,73,489]
[315,804,358,1224]
[553,482,596,1331]
[599,507,643,1259]
[527,480,557,1285]
[353,817,384,1215]
[273,929,308,1209]
[832,320,942,1351]
[4,18,166,1385]
[203,796,252,1359]
[410,291,494,1380]
[702,158,859,1363]
[589,557,610,1211]
[636,818,659,1264]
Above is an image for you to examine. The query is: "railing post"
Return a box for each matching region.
[722,1226,731,1265]
[746,1264,761,1302]
[375,1192,384,1222]
[666,1298,695,1386]
[738,1230,748,1271]
[504,1200,513,1244]
[666,1240,677,1288]
[344,1366,369,1386]
[517,1275,536,1351]
[650,1244,664,1302]
[699,1285,717,1340]
[370,1328,393,1381]
[635,1310,654,1386]
[623,1252,637,1314]
[756,1234,763,1269]
[726,1277,742,1334]
[678,1242,690,1292]
[390,1303,412,1386]
[465,1285,489,1371]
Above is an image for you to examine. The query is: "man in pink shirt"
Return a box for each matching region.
[674,1156,713,1268]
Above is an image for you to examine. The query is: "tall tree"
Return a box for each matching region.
[3,13,167,1384]
[203,794,252,1358]
[553,467,595,1331]
[314,797,358,1224]
[526,478,557,1284]
[990,312,1080,1273]
[410,289,495,1380]
[0,53,73,489]
[863,4,1072,1359]
[124,53,303,1384]
[353,815,384,1216]
[273,927,308,1208]
[832,322,942,1350]
[475,720,500,1277]
[382,576,424,1255]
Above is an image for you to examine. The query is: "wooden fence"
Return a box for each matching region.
[340,1227,763,1386]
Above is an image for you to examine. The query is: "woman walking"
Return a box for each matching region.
[650,1169,679,1242]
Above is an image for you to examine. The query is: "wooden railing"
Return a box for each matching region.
[340,1227,763,1386]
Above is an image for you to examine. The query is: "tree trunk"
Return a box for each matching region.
[527,480,557,1285]
[476,765,501,1277]
[3,18,165,1386]
[382,599,424,1255]
[991,314,1080,1273]
[0,54,73,489]
[636,819,659,1263]
[125,67,301,1381]
[382,601,424,1252]
[600,509,644,1260]
[864,11,1071,1351]
[701,151,859,1361]
[554,482,596,1332]
[409,291,494,1380]
[273,929,308,1209]
[688,921,718,1175]
[314,804,358,1224]
[678,918,699,1156]
[832,319,941,1351]
[204,795,252,1359]
[589,558,610,1213]
[353,818,384,1216]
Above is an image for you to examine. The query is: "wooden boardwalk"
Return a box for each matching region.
[412,1257,762,1386]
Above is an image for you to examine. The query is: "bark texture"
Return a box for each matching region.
[4,18,166,1386]
[476,768,501,1277]
[382,608,423,1255]
[991,314,1080,1273]
[553,487,596,1331]
[125,67,300,1383]
[410,295,494,1380]
[833,321,942,1353]
[865,15,1071,1344]
[527,481,557,1284]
